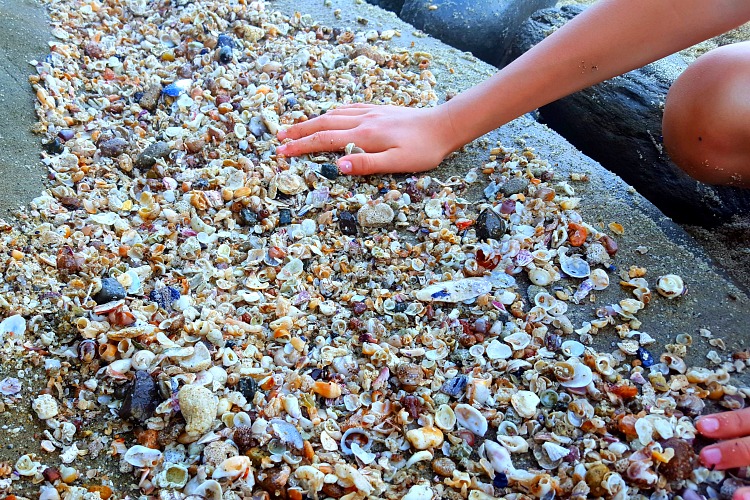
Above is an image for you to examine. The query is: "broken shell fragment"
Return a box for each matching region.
[179,384,218,436]
[455,403,488,436]
[415,277,492,303]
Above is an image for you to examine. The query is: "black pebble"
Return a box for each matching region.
[218,46,233,64]
[240,208,258,226]
[475,209,507,242]
[394,301,408,313]
[320,163,339,180]
[238,377,258,402]
[93,277,127,304]
[119,370,160,423]
[278,209,292,226]
[338,211,358,236]
[216,34,236,49]
[43,137,64,155]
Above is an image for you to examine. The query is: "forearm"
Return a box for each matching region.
[440,0,750,151]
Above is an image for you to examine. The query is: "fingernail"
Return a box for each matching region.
[277,130,287,139]
[276,145,286,154]
[701,446,722,466]
[338,160,352,174]
[699,416,720,433]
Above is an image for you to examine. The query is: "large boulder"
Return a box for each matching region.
[508,5,750,225]
[364,0,405,14]
[399,0,556,68]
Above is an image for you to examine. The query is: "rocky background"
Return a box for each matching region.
[364,0,750,290]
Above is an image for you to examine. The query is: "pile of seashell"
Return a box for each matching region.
[0,0,746,498]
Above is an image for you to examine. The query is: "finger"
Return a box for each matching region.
[277,115,360,141]
[697,408,750,439]
[276,131,352,157]
[337,151,435,176]
[700,436,750,469]
[325,106,372,116]
[734,487,750,500]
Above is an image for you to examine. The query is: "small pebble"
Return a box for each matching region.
[501,177,529,196]
[93,278,127,304]
[320,163,339,180]
[134,141,171,170]
[338,211,358,236]
[119,371,160,424]
[99,137,128,157]
[475,209,507,241]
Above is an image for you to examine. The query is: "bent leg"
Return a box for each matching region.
[663,41,750,187]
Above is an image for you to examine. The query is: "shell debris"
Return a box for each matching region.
[0,0,743,497]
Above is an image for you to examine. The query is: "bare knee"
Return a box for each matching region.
[663,42,750,187]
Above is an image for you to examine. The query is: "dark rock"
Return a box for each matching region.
[139,84,162,111]
[320,163,339,180]
[400,0,555,68]
[98,137,128,157]
[338,211,358,236]
[501,177,528,196]
[240,208,258,226]
[119,370,160,423]
[238,377,258,402]
[278,208,292,225]
[93,277,127,304]
[134,141,171,170]
[364,0,404,14]
[43,137,64,155]
[440,374,468,397]
[476,209,507,241]
[508,5,750,224]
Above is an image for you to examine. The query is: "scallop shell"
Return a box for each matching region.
[656,274,685,299]
[559,250,590,278]
[124,445,163,467]
[504,332,531,351]
[454,403,488,436]
[542,442,570,462]
[434,404,456,431]
[511,391,540,418]
[485,339,512,360]
[559,361,594,389]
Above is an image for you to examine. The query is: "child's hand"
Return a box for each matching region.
[698,409,750,499]
[276,103,457,176]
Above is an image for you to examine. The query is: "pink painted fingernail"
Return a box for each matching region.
[338,160,352,174]
[701,446,722,466]
[699,416,720,433]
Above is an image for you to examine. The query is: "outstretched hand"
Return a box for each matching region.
[698,409,750,499]
[276,103,458,176]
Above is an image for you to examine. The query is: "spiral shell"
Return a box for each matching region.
[656,274,685,299]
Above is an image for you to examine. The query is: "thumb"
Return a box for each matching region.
[337,152,392,176]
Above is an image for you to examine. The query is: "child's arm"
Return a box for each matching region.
[276,0,750,175]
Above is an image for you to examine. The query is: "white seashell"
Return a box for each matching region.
[497,435,529,453]
[283,394,302,419]
[559,362,594,388]
[403,483,435,500]
[424,199,443,219]
[154,462,189,488]
[405,450,433,468]
[528,267,553,286]
[434,404,456,431]
[179,342,212,372]
[274,171,306,195]
[590,268,609,290]
[39,486,60,500]
[179,384,218,436]
[320,430,338,451]
[484,440,515,474]
[32,393,59,420]
[559,250,590,278]
[511,391,540,418]
[351,442,377,465]
[106,358,132,379]
[15,454,41,476]
[542,442,570,462]
[652,417,674,440]
[635,417,654,445]
[561,340,585,357]
[124,445,163,467]
[131,350,156,371]
[415,277,492,303]
[486,339,512,360]
[455,403,488,436]
[212,455,252,481]
[656,274,685,299]
[504,332,531,351]
[278,258,304,280]
[0,314,26,339]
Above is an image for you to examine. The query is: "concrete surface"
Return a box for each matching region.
[0,0,48,217]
